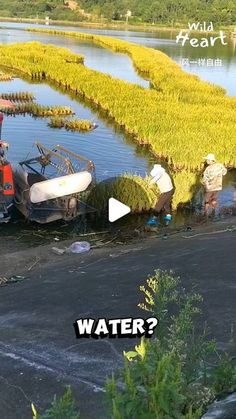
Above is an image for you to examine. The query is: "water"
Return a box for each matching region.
[149,31,236,97]
[0,79,151,180]
[0,23,235,95]
[0,22,235,231]
[0,24,149,87]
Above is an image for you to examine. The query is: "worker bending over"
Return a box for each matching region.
[147,164,174,226]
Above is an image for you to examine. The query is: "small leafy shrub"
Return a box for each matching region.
[212,354,236,395]
[106,270,236,418]
[31,386,80,419]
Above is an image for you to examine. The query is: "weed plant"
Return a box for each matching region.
[107,270,236,418]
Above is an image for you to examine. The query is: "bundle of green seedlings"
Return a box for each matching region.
[0,103,74,117]
[0,72,13,81]
[87,172,199,213]
[88,175,158,214]
[48,116,97,132]
[0,92,34,102]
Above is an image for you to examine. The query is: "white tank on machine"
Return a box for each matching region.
[30,171,92,204]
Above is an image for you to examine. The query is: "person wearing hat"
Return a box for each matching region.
[201,153,227,215]
[147,164,174,226]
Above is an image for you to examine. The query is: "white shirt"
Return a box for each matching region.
[149,165,173,193]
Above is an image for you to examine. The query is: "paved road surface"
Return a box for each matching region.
[0,226,236,418]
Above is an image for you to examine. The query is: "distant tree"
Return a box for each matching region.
[0,0,235,24]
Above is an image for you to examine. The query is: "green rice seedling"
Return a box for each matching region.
[64,118,97,132]
[48,117,97,132]
[0,72,13,81]
[48,117,65,129]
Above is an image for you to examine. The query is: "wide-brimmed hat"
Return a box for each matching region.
[203,153,215,161]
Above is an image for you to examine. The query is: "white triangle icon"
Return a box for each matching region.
[109,198,131,223]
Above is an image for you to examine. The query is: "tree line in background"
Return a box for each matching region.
[0,0,235,25]
[0,0,75,21]
[81,0,236,25]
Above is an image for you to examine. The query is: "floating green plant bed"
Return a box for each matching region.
[48,117,98,132]
[0,41,235,171]
[0,103,74,117]
[87,172,199,213]
[87,175,159,214]
[27,28,226,104]
[0,92,35,102]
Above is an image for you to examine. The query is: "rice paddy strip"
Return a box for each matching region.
[0,41,235,170]
[0,92,35,102]
[48,117,97,132]
[0,103,74,117]
[27,28,226,104]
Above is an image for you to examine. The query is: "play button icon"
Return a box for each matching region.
[109,198,131,223]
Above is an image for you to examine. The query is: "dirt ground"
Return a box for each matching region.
[0,217,236,418]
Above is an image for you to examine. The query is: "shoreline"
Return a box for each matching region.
[0,216,235,277]
[0,16,234,34]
